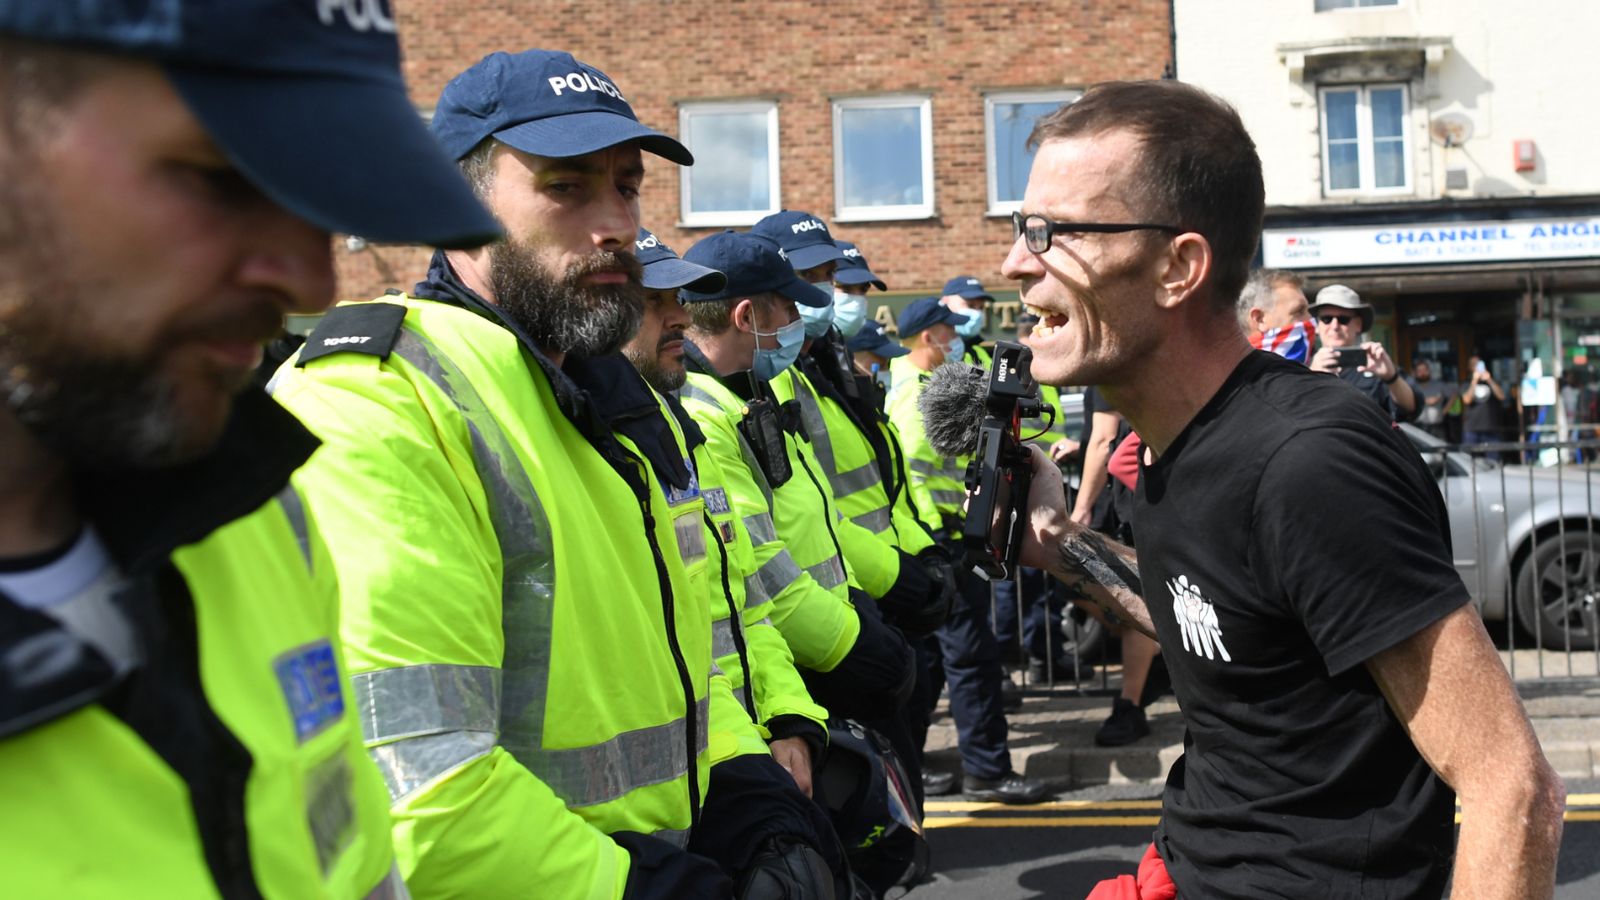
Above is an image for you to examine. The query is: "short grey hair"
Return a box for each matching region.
[1236,268,1304,330]
[457,137,500,201]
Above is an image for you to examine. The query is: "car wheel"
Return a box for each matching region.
[1061,602,1108,661]
[1513,529,1600,651]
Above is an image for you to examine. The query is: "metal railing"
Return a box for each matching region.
[994,434,1600,694]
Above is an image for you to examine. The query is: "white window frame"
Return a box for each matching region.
[1318,83,1413,196]
[832,95,935,222]
[677,100,781,227]
[983,89,1080,216]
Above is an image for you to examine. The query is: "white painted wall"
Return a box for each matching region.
[1175,0,1600,206]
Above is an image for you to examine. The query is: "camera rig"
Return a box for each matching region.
[961,340,1042,580]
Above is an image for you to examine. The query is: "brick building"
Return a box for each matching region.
[335,0,1173,328]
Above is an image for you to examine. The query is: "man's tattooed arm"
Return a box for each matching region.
[1053,528,1156,639]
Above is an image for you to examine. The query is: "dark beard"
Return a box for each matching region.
[489,240,644,360]
[0,185,215,470]
[624,339,687,393]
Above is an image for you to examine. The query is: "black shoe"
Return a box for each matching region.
[1094,697,1150,747]
[962,772,1051,804]
[922,769,957,797]
[1000,675,1022,711]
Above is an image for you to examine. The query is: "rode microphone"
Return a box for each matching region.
[919,341,1042,579]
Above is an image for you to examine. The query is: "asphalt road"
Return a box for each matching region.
[900,780,1600,899]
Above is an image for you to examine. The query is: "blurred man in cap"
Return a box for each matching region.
[0,0,495,895]
[940,275,997,368]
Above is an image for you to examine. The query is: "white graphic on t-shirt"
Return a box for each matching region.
[1169,575,1231,662]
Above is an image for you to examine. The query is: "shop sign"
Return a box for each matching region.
[1263,216,1600,268]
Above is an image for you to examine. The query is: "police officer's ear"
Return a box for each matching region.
[730,297,757,335]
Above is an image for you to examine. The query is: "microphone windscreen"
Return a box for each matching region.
[919,362,989,457]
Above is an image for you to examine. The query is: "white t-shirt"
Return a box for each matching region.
[0,529,139,669]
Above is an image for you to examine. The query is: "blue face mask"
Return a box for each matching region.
[798,290,835,339]
[942,335,966,362]
[871,363,892,392]
[832,289,868,338]
[953,307,985,339]
[752,316,807,380]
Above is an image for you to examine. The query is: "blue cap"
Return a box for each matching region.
[431,49,691,166]
[898,296,964,338]
[834,240,887,291]
[680,232,827,307]
[752,210,848,272]
[636,228,725,294]
[0,0,501,249]
[847,320,909,358]
[942,275,994,302]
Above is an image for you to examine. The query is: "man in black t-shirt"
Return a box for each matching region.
[996,80,1563,898]
[1308,284,1418,423]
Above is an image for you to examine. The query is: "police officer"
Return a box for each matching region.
[272,50,765,898]
[939,275,997,369]
[626,229,846,897]
[0,2,499,895]
[675,231,917,730]
[889,298,1050,804]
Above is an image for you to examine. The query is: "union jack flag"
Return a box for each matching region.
[1251,318,1315,365]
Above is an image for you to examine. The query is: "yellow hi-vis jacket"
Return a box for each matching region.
[887,356,971,523]
[667,395,830,740]
[272,295,747,899]
[0,393,401,899]
[678,371,861,673]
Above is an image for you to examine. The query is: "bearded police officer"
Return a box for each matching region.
[271,50,769,898]
[0,1,500,896]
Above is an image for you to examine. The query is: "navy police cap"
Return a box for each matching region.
[0,0,500,250]
[752,210,848,273]
[942,275,994,302]
[680,231,827,308]
[637,228,726,294]
[432,49,691,166]
[898,296,965,338]
[848,320,909,358]
[834,240,887,291]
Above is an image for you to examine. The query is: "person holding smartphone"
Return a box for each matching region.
[1308,283,1417,423]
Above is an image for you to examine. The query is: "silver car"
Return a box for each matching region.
[1403,424,1600,651]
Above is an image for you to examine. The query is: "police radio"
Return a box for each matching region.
[738,398,792,488]
[961,341,1042,581]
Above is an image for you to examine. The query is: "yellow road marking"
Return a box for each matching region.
[925,800,1162,813]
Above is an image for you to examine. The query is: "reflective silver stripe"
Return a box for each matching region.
[931,489,967,507]
[743,512,778,546]
[363,864,412,900]
[851,507,893,534]
[807,556,847,590]
[712,617,741,659]
[743,571,771,607]
[278,485,312,568]
[654,828,691,849]
[791,373,836,473]
[391,332,558,766]
[369,730,497,802]
[677,382,721,407]
[525,696,710,809]
[754,548,804,599]
[353,664,500,745]
[909,458,937,476]
[831,462,879,501]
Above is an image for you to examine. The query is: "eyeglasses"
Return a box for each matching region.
[1011,211,1182,254]
[1317,314,1355,326]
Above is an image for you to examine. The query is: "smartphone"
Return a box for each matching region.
[1334,346,1368,369]
[1475,360,1488,374]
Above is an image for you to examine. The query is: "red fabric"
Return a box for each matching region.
[1107,431,1142,493]
[1085,843,1176,900]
